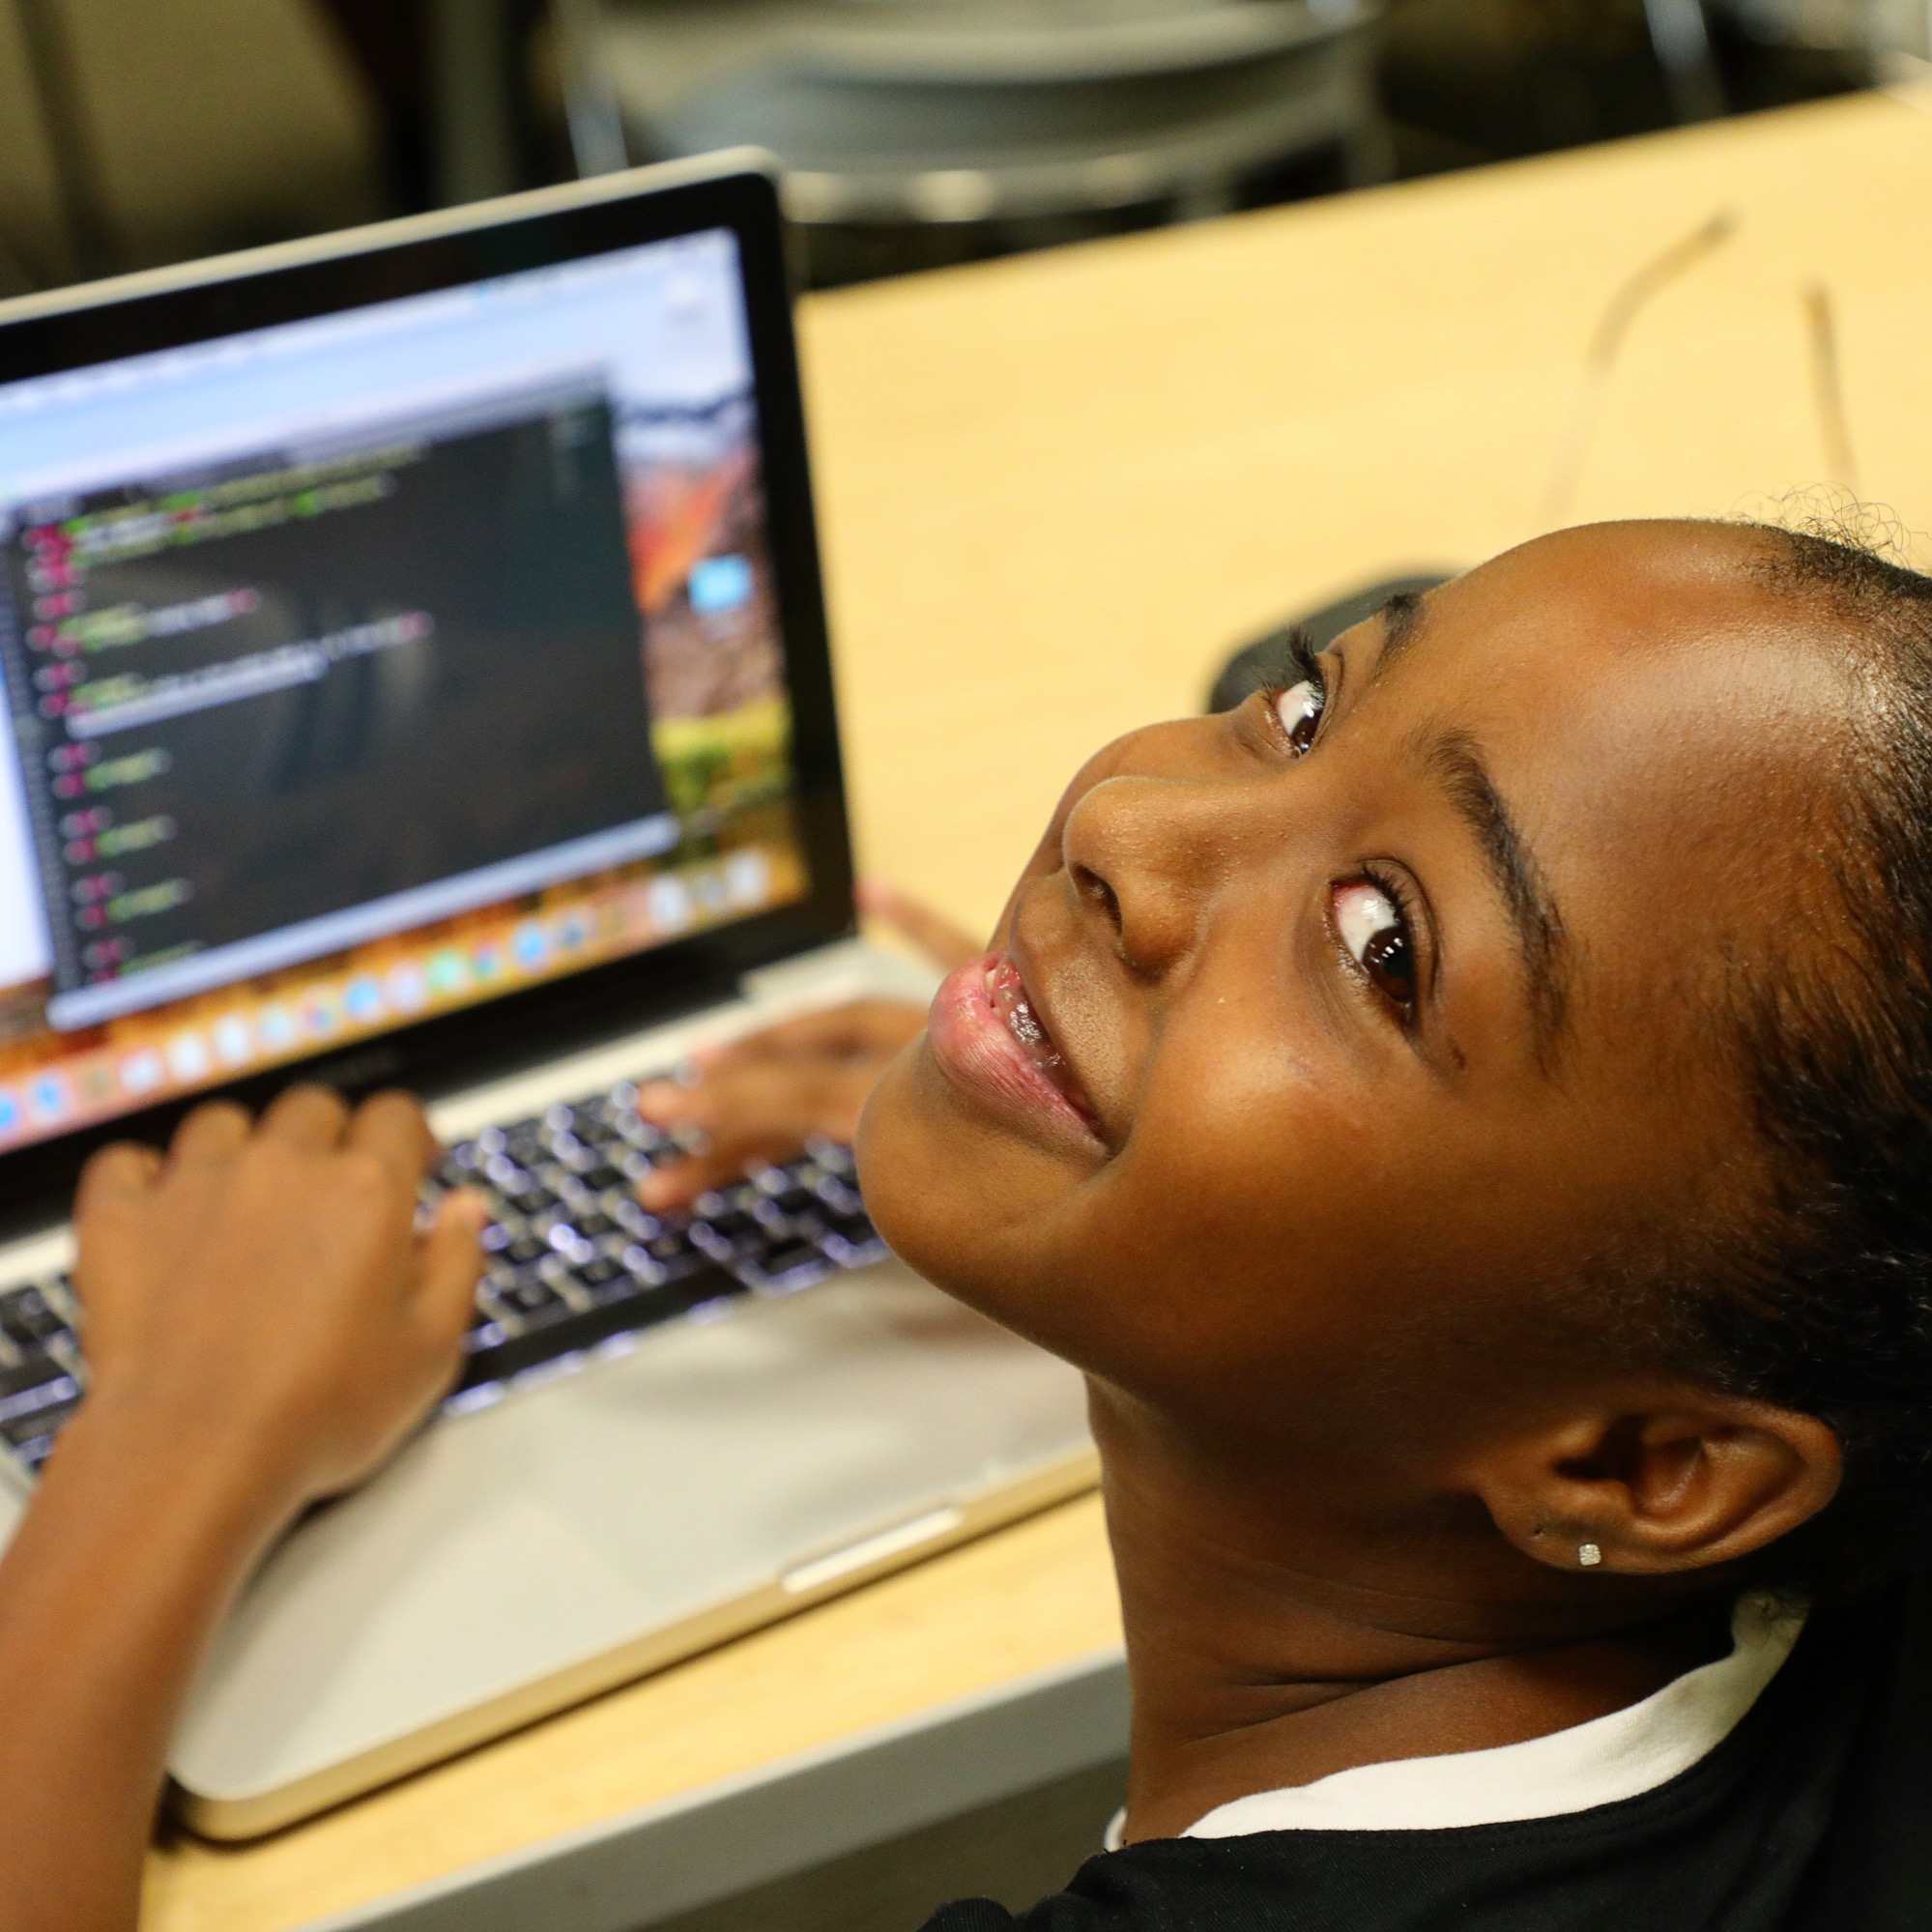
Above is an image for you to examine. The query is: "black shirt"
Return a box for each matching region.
[928,1572,1932,1931]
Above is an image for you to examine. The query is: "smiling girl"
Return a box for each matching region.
[5,518,1932,1930]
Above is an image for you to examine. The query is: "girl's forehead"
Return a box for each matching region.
[1389,527,1841,774]
[1419,522,1798,663]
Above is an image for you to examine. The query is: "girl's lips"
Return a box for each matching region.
[926,953,1105,1148]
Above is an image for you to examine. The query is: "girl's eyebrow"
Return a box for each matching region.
[1421,726,1571,1063]
[1373,591,1428,674]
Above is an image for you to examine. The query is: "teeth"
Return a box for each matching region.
[987,956,1100,1135]
[988,960,1058,1069]
[989,958,1069,1078]
[1006,995,1052,1058]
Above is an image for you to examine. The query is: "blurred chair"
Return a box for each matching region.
[1642,0,1726,118]
[1709,0,1915,67]
[0,0,383,291]
[551,0,1386,249]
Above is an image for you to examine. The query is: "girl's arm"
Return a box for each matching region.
[0,1086,482,1932]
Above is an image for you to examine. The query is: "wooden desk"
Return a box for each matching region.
[145,83,1932,1931]
[814,84,1932,937]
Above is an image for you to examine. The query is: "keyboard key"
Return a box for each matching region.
[737,1238,834,1293]
[690,1188,764,1252]
[0,1357,80,1432]
[819,1209,886,1266]
[545,1224,595,1265]
[489,1271,574,1325]
[621,1227,716,1286]
[2,1403,77,1469]
[572,1254,626,1294]
[451,1266,737,1399]
[482,1154,525,1191]
[611,1197,657,1238]
[813,1172,864,1215]
[0,1285,69,1349]
[756,1179,816,1217]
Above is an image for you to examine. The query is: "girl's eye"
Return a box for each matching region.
[1334,879,1417,1012]
[1271,677,1325,755]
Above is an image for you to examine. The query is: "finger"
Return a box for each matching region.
[260,1083,351,1151]
[73,1140,162,1220]
[640,1150,765,1211]
[168,1099,252,1168]
[635,1075,706,1125]
[346,1089,439,1193]
[641,1117,848,1209]
[417,1190,487,1345]
[857,879,982,969]
[638,1072,871,1209]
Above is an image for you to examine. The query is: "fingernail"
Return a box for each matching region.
[636,1081,682,1119]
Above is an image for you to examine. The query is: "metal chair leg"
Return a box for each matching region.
[1643,0,1727,122]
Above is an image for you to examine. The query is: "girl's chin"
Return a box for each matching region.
[852,1040,1075,1302]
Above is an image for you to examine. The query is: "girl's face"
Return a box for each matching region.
[858,522,1855,1481]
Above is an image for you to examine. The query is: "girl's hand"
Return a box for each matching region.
[0,1085,487,1932]
[72,1083,486,1514]
[636,1000,930,1208]
[635,880,978,1210]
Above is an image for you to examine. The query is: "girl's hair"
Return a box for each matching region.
[1641,520,1932,1596]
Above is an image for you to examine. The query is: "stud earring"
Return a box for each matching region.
[1578,1543,1601,1569]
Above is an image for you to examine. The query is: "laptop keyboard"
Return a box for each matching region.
[0,1075,884,1479]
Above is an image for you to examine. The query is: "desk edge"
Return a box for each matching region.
[303,1644,1130,1932]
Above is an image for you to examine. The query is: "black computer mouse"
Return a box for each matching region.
[1205,572,1455,713]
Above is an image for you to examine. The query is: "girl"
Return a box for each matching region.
[4,517,1929,1930]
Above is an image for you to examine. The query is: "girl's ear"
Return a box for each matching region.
[1467,1390,1843,1576]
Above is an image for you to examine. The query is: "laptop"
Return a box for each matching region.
[0,153,1094,1839]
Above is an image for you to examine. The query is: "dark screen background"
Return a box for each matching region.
[3,391,666,996]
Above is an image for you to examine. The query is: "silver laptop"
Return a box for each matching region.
[0,155,1093,1840]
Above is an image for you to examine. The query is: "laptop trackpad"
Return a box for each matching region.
[168,1264,1091,1820]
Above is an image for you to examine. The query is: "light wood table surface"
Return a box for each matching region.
[145,82,1932,1932]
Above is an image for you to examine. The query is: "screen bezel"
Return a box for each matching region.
[0,163,855,1230]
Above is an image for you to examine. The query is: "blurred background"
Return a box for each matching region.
[0,0,1920,298]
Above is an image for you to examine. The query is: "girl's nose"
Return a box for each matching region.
[1059,770,1228,980]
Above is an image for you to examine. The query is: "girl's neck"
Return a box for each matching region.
[1093,1394,1734,1843]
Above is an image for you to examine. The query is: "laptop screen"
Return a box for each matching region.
[0,218,815,1153]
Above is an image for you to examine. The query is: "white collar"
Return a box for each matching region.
[1105,1593,1804,1850]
